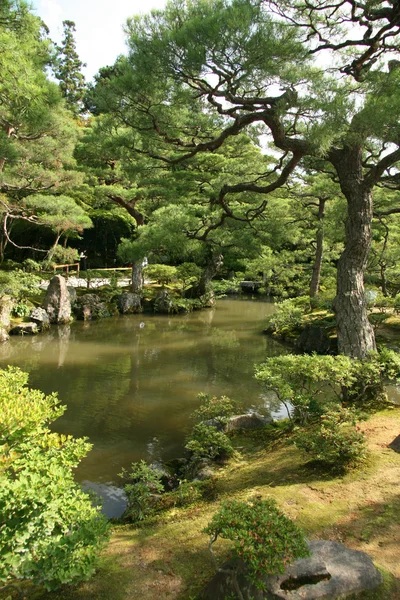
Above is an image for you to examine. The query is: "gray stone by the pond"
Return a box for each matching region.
[117,292,142,314]
[30,307,50,328]
[43,275,71,324]
[74,294,110,320]
[0,295,15,329]
[10,322,39,336]
[388,434,400,453]
[154,289,173,314]
[0,326,9,342]
[224,413,273,432]
[203,540,382,600]
[295,326,335,355]
[67,286,77,306]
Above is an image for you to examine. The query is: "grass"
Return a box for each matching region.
[3,410,400,600]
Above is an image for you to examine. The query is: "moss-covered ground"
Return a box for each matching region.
[28,408,399,600]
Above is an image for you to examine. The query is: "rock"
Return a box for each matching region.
[67,286,77,306]
[74,294,111,320]
[295,326,337,355]
[224,413,273,432]
[388,434,400,453]
[117,292,142,314]
[0,327,9,342]
[9,322,39,336]
[0,295,15,329]
[154,289,173,314]
[204,540,382,600]
[30,307,50,329]
[43,275,71,324]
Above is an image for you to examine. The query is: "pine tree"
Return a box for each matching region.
[55,20,86,116]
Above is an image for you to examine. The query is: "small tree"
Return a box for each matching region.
[0,367,109,594]
[54,20,86,115]
[204,498,310,599]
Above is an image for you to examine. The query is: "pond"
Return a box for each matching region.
[0,298,287,490]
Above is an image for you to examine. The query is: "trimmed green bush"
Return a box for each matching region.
[204,498,310,592]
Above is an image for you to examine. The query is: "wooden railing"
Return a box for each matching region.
[52,262,80,274]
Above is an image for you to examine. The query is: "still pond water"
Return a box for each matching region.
[0,299,288,490]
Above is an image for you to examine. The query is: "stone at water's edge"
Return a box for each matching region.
[203,540,382,600]
[9,322,39,336]
[73,294,110,321]
[154,289,173,314]
[0,327,9,342]
[42,275,71,324]
[30,307,50,329]
[0,295,15,330]
[225,413,273,432]
[117,292,142,314]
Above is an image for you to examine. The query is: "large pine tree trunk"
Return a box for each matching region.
[333,149,376,358]
[131,260,143,293]
[196,253,224,296]
[309,197,326,299]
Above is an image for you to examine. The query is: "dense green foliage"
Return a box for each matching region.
[119,461,164,523]
[204,498,310,590]
[0,367,109,592]
[294,407,367,470]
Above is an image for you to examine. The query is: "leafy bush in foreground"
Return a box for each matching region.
[185,423,234,460]
[204,498,310,593]
[119,460,164,522]
[192,393,237,426]
[294,406,366,470]
[0,367,109,593]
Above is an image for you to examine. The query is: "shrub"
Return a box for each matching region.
[176,262,202,287]
[192,393,237,426]
[119,460,164,522]
[22,258,41,273]
[211,278,242,296]
[266,296,310,337]
[203,498,310,593]
[144,264,177,285]
[0,367,109,593]
[255,354,355,424]
[185,423,234,460]
[294,407,366,470]
[46,245,79,266]
[11,301,31,318]
[0,270,41,301]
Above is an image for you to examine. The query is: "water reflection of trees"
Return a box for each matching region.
[0,301,287,480]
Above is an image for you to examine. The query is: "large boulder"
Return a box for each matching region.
[204,540,382,600]
[224,413,273,432]
[0,327,9,343]
[67,286,77,306]
[0,295,15,330]
[30,307,50,329]
[154,289,174,314]
[74,294,110,320]
[295,326,337,355]
[9,322,39,336]
[117,292,142,314]
[42,275,71,324]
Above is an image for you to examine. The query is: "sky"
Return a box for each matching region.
[32,0,168,81]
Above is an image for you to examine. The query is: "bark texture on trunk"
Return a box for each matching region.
[310,197,326,299]
[131,261,143,293]
[196,253,224,296]
[333,148,376,358]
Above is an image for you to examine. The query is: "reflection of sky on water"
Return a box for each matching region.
[0,299,287,485]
